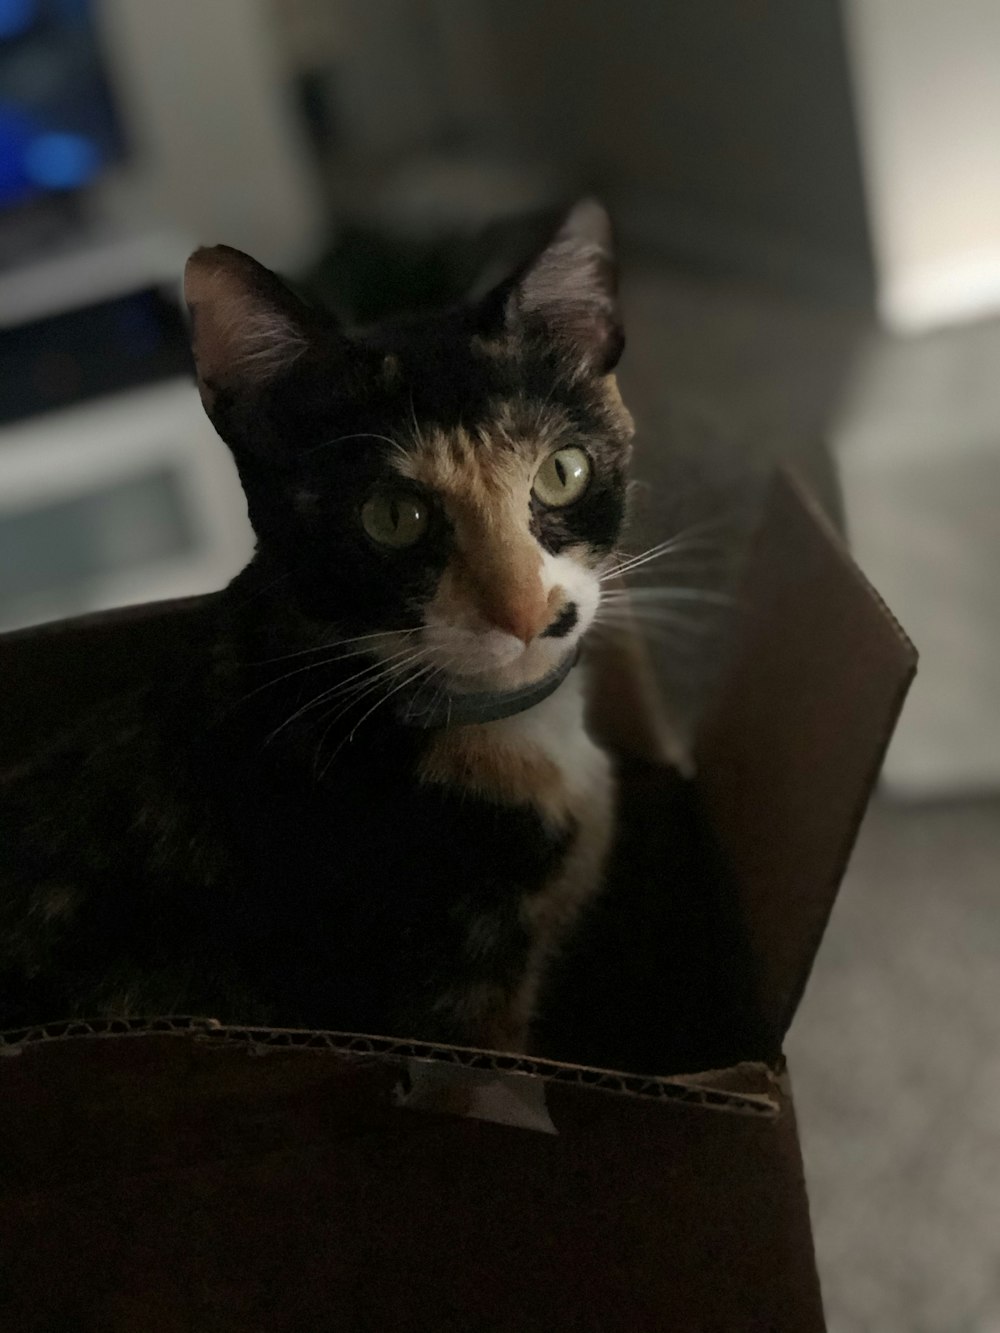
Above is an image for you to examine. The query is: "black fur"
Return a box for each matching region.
[0,203,630,1044]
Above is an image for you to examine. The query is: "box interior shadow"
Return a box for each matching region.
[0,631,767,1079]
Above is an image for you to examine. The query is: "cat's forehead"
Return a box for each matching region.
[379,310,613,405]
[357,322,573,438]
[391,405,566,497]
[335,311,633,484]
[363,313,542,406]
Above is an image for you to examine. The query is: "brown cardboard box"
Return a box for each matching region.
[0,472,915,1332]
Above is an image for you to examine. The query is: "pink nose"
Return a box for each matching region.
[489,604,545,645]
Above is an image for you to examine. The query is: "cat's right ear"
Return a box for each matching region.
[499,199,624,374]
[184,245,316,418]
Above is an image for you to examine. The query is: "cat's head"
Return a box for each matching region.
[185,200,634,698]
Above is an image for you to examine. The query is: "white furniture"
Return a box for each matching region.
[0,0,316,634]
[0,377,252,634]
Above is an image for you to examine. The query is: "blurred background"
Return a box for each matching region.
[1,1,998,1326]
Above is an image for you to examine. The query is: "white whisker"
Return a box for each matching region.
[602,517,734,582]
[235,633,420,709]
[229,570,293,612]
[591,618,715,650]
[318,659,437,779]
[265,645,427,744]
[601,587,734,608]
[311,646,435,739]
[246,626,420,667]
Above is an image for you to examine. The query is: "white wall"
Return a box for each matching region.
[845,0,1000,332]
[430,0,873,298]
[94,0,322,269]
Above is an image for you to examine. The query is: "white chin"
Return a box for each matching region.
[424,628,576,693]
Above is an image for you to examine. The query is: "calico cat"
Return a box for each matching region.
[0,200,634,1053]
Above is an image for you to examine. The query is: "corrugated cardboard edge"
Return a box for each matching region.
[0,1015,781,1119]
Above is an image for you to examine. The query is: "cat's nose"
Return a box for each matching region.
[489,603,550,645]
[489,588,570,645]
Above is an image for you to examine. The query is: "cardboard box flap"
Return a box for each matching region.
[0,1030,824,1333]
[694,469,917,1041]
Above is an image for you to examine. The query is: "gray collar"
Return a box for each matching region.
[394,645,580,729]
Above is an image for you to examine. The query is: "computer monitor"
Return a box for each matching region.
[0,0,322,309]
[0,0,121,212]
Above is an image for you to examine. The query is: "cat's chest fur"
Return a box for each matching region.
[419,668,610,823]
[416,666,615,1048]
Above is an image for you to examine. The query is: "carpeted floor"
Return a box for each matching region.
[789,796,1000,1333]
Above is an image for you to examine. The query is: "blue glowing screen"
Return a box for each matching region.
[0,0,120,208]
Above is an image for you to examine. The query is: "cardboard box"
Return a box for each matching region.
[0,472,915,1332]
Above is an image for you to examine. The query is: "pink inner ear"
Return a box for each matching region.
[510,199,621,372]
[185,249,308,406]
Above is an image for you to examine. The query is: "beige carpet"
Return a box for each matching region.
[789,796,1000,1332]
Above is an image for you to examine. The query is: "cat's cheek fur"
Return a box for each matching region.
[538,548,601,638]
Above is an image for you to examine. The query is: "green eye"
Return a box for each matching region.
[533,447,592,508]
[361,491,428,548]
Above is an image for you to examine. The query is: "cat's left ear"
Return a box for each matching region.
[504,198,623,374]
[184,245,317,416]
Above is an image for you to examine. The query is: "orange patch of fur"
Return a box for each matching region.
[397,424,554,637]
[431,980,527,1054]
[514,781,614,1042]
[399,417,620,1055]
[418,727,573,831]
[420,707,616,1055]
